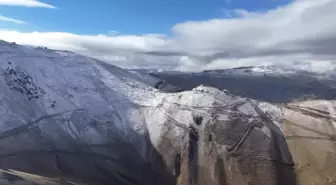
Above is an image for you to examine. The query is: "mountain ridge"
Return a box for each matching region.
[0,40,335,185]
[142,66,336,102]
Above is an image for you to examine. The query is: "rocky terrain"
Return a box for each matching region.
[0,41,335,185]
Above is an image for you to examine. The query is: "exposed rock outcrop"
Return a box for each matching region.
[0,41,335,185]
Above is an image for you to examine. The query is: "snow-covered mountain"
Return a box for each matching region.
[129,70,182,92]
[0,41,335,185]
[146,66,336,102]
[204,65,297,76]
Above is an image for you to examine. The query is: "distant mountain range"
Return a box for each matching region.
[133,65,336,102]
[0,41,335,184]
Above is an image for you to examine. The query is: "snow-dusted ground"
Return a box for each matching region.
[129,70,182,92]
[0,41,335,185]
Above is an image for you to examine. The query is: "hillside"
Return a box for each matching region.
[145,66,336,102]
[0,41,335,185]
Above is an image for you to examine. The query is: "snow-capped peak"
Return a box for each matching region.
[0,40,335,185]
[203,65,297,76]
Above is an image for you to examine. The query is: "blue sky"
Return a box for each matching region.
[0,0,291,34]
[0,0,335,72]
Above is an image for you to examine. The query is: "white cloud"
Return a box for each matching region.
[0,0,336,72]
[0,15,25,24]
[107,30,119,36]
[0,0,55,8]
[221,9,255,18]
[0,31,175,69]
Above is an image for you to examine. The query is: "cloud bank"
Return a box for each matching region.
[0,0,55,8]
[1,0,336,72]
